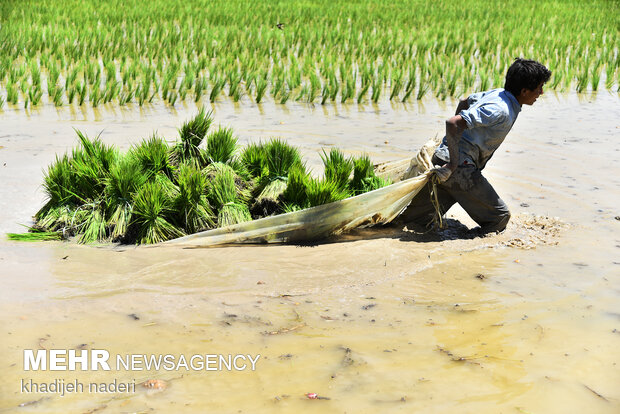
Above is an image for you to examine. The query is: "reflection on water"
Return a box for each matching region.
[1,92,619,412]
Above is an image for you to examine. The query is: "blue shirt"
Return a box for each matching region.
[435,88,521,169]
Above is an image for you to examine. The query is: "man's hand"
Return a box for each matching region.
[432,166,453,183]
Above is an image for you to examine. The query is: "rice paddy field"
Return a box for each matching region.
[1,0,619,413]
[0,0,618,110]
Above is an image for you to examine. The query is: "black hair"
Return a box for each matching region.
[504,58,551,97]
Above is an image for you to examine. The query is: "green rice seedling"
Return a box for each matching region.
[76,82,87,105]
[167,90,178,106]
[208,165,252,227]
[416,81,430,100]
[170,108,212,166]
[295,83,309,102]
[173,162,215,233]
[321,84,330,105]
[129,134,173,179]
[308,73,321,103]
[65,65,78,89]
[241,142,267,178]
[255,76,268,103]
[202,161,252,203]
[281,163,309,207]
[194,75,206,102]
[130,180,184,244]
[104,155,147,240]
[205,126,237,164]
[7,230,64,242]
[6,82,18,105]
[90,86,102,107]
[357,78,371,104]
[306,178,351,207]
[605,63,616,90]
[591,65,601,91]
[209,76,225,102]
[53,86,63,106]
[321,148,353,190]
[76,203,108,244]
[36,154,78,222]
[118,86,134,106]
[279,90,290,104]
[349,154,391,194]
[232,86,243,102]
[252,138,303,216]
[0,96,4,109]
[103,80,120,103]
[70,130,118,201]
[389,69,403,100]
[371,76,381,103]
[66,86,77,104]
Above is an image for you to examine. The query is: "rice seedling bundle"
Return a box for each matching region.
[14,111,393,244]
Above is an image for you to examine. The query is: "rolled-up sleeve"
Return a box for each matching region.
[460,103,507,129]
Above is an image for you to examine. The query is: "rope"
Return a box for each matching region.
[429,173,445,230]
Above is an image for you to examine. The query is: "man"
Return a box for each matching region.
[399,58,551,234]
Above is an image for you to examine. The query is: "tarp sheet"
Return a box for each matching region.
[165,137,440,247]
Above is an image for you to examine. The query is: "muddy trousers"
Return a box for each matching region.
[399,158,511,233]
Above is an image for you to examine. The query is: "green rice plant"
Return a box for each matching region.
[7,230,64,242]
[416,81,430,100]
[104,155,147,240]
[194,75,207,102]
[6,82,18,104]
[103,80,120,103]
[371,76,381,103]
[129,134,173,179]
[357,78,371,104]
[349,154,392,194]
[118,86,134,105]
[53,86,63,106]
[36,154,79,221]
[241,142,267,178]
[306,178,351,207]
[321,148,353,190]
[167,90,178,106]
[70,130,118,201]
[66,86,77,104]
[209,76,225,102]
[255,76,268,103]
[389,69,403,101]
[208,165,252,227]
[205,126,237,164]
[173,162,215,233]
[591,65,601,91]
[170,108,213,166]
[90,86,102,107]
[279,90,290,104]
[295,83,309,102]
[0,96,4,109]
[281,163,309,207]
[251,138,302,215]
[76,82,87,105]
[131,180,184,244]
[76,204,108,244]
[308,73,321,103]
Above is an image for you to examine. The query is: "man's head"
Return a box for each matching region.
[504,58,551,106]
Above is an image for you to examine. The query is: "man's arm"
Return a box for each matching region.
[454,97,470,115]
[444,115,468,172]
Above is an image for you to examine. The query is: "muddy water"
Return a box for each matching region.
[0,92,619,413]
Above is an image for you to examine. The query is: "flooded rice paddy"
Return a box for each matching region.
[0,92,619,413]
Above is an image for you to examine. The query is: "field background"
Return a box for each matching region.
[0,0,618,110]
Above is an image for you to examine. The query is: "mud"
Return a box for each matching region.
[0,91,619,413]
